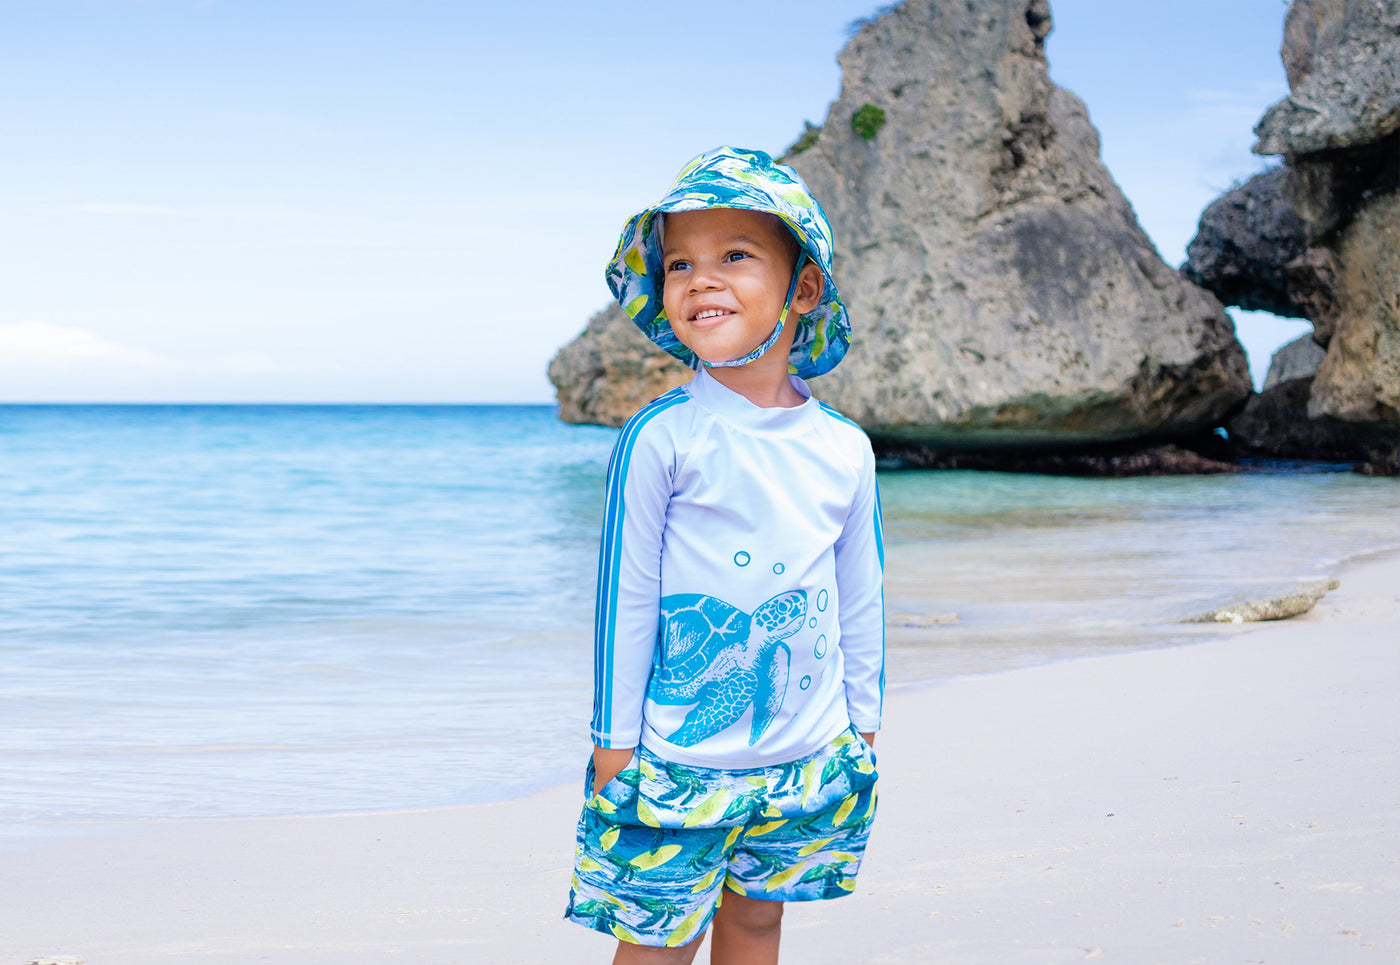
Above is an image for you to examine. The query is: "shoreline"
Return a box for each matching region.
[7,465,1397,828]
[3,552,1397,964]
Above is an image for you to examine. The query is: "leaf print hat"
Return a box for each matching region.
[605,146,850,379]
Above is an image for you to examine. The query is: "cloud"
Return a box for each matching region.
[1185,83,1284,108]
[71,202,209,219]
[70,201,314,225]
[0,321,311,379]
[0,320,162,368]
[213,352,311,377]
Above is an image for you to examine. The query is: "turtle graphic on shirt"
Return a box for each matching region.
[647,590,807,746]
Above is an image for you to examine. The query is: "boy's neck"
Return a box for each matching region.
[704,354,806,409]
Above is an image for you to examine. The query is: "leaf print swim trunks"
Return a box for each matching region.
[564,726,878,947]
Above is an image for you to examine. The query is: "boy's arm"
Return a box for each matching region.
[591,412,674,753]
[591,745,636,796]
[834,440,885,735]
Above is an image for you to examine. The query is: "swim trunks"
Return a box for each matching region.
[564,726,878,947]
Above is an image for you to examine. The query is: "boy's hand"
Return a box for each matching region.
[592,745,635,796]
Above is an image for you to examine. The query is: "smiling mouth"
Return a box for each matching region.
[691,308,733,322]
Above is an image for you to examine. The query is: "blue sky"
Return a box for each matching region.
[0,0,1308,402]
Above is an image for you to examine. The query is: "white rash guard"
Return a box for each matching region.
[591,367,885,769]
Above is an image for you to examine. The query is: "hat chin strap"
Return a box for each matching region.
[701,256,804,370]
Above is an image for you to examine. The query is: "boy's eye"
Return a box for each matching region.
[666,259,691,273]
[723,250,750,263]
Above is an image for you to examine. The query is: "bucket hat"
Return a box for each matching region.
[605,146,849,379]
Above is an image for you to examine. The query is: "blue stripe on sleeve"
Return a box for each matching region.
[819,400,886,721]
[592,387,690,742]
[873,481,885,570]
[874,480,885,712]
[817,400,862,432]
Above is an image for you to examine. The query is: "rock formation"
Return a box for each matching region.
[1259,0,1400,160]
[1181,167,1314,319]
[1189,578,1339,624]
[550,0,1252,466]
[1225,334,1376,460]
[1185,0,1400,466]
[549,304,690,427]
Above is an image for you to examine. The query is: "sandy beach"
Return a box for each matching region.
[4,551,1396,965]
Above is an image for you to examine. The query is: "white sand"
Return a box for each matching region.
[4,553,1397,965]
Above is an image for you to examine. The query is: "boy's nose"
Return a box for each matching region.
[689,266,722,291]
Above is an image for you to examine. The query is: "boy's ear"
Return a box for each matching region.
[792,262,824,315]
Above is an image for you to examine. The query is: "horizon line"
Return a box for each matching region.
[0,399,562,407]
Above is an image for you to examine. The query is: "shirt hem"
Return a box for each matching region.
[638,715,851,770]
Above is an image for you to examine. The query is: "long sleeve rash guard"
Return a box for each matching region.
[592,368,885,769]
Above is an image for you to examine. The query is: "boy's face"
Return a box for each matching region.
[660,208,802,368]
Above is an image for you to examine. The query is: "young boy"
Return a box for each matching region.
[565,147,884,963]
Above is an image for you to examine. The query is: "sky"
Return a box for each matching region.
[0,0,1310,403]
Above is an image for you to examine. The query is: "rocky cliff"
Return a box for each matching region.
[1226,334,1366,460]
[550,0,1253,466]
[1181,167,1313,320]
[549,304,692,426]
[1185,0,1399,467]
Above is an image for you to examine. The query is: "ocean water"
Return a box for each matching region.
[1,405,1397,828]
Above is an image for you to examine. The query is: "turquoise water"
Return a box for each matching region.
[1,405,1397,825]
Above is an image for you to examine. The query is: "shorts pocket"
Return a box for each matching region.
[852,727,879,769]
[584,749,641,810]
[837,727,879,794]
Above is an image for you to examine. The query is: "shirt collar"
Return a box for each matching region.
[684,367,817,430]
